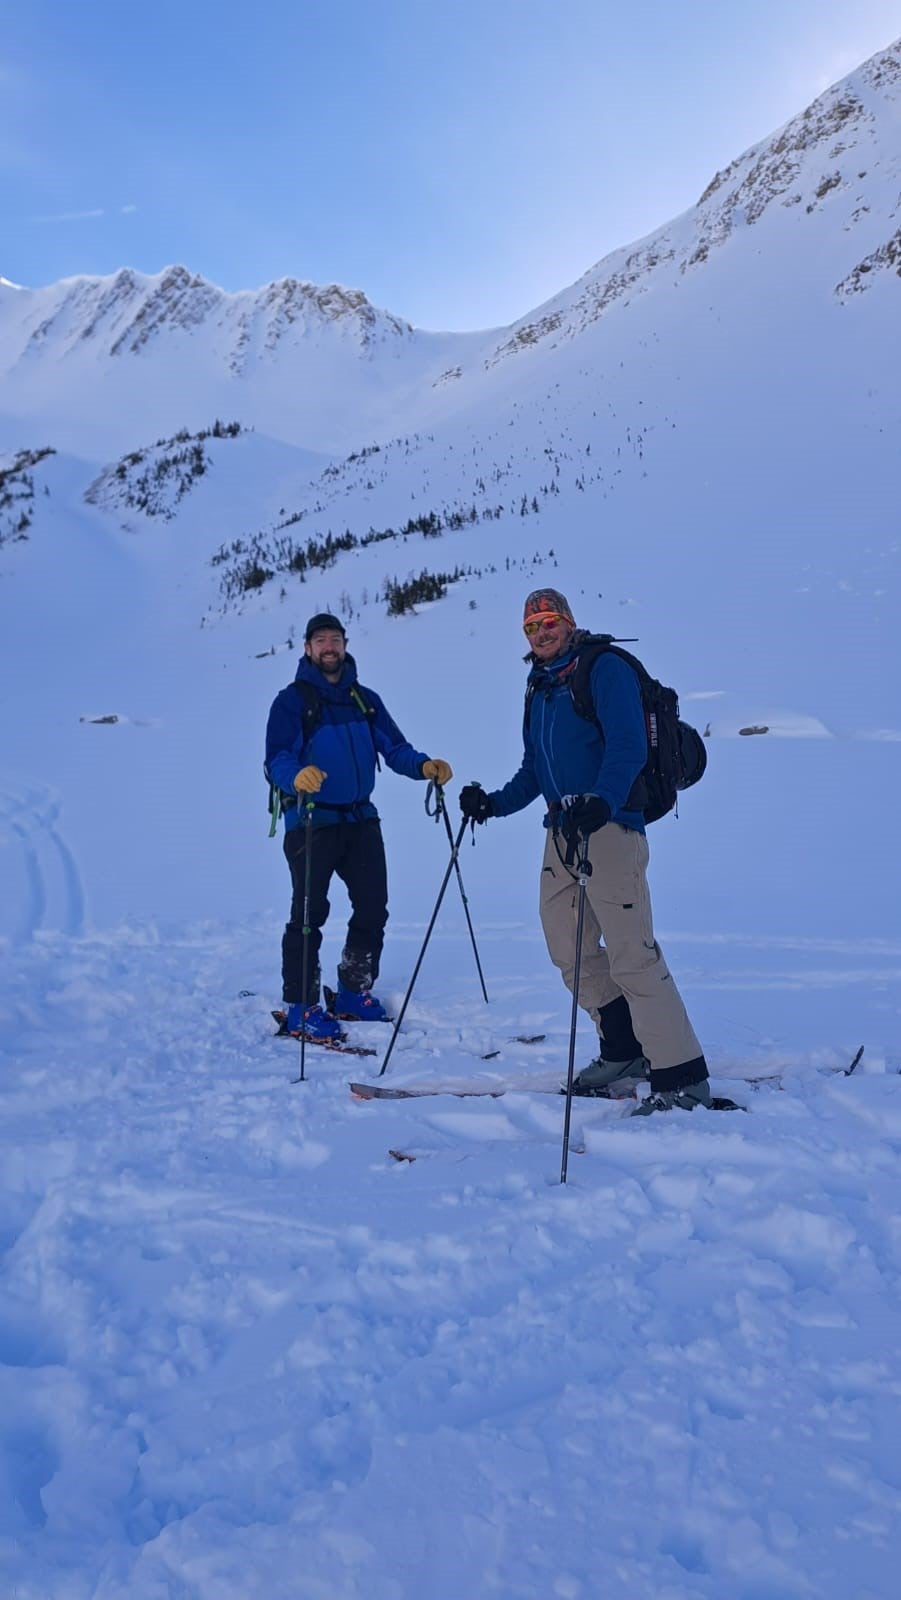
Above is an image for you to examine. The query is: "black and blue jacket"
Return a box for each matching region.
[489,640,648,832]
[266,654,429,831]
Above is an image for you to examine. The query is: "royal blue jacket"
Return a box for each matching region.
[489,639,648,832]
[266,654,430,831]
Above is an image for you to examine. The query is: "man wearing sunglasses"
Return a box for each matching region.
[459,588,710,1114]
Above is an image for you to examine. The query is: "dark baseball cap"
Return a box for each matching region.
[304,613,346,642]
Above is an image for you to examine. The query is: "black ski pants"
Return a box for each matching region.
[282,818,388,1005]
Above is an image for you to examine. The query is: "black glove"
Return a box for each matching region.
[459,783,495,825]
[560,794,611,843]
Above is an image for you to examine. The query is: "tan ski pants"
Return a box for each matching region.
[538,823,702,1073]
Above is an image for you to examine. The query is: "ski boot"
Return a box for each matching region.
[631,1079,712,1116]
[285,1002,343,1043]
[567,1055,651,1097]
[331,986,389,1023]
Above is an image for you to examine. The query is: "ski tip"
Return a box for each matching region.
[845,1045,865,1076]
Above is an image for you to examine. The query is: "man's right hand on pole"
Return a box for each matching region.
[294,766,327,794]
[559,794,610,843]
[459,783,495,824]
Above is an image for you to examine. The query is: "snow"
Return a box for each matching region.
[1,912,898,1596]
[3,924,899,1598]
[2,40,901,1600]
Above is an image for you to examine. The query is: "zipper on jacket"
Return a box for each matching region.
[536,691,561,803]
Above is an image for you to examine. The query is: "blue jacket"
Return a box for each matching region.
[266,654,430,830]
[489,639,648,832]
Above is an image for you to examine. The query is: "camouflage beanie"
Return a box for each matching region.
[522,588,575,625]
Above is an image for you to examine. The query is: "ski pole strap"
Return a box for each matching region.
[566,833,593,875]
[424,780,444,821]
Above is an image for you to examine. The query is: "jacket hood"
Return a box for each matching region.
[295,651,360,696]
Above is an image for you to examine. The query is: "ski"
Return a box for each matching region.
[271,1010,377,1059]
[347,1046,868,1108]
[350,1080,746,1110]
[349,1079,634,1102]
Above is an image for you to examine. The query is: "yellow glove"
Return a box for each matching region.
[294,765,327,794]
[422,759,453,786]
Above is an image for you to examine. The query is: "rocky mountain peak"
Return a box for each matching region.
[484,37,900,367]
[1,263,415,379]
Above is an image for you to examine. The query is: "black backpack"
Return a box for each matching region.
[265,680,379,834]
[526,634,707,824]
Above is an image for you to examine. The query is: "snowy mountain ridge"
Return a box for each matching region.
[2,263,415,369]
[1,40,898,427]
[1,39,899,459]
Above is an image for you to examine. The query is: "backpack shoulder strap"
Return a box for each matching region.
[291,680,321,736]
[569,635,648,723]
[351,682,381,769]
[349,682,376,720]
[569,635,613,723]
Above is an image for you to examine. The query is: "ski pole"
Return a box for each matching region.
[379,812,470,1077]
[297,800,315,1084]
[427,782,489,1005]
[560,831,592,1184]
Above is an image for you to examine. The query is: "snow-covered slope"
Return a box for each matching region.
[1,40,900,1600]
[0,32,896,928]
[0,35,897,924]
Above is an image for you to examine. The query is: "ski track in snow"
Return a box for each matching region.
[1,926,900,1599]
[0,782,86,944]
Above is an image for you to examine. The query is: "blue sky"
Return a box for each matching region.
[3,0,898,329]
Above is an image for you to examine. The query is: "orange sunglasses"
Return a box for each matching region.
[523,613,568,636]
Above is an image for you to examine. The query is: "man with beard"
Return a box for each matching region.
[459,588,710,1114]
[266,613,452,1042]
